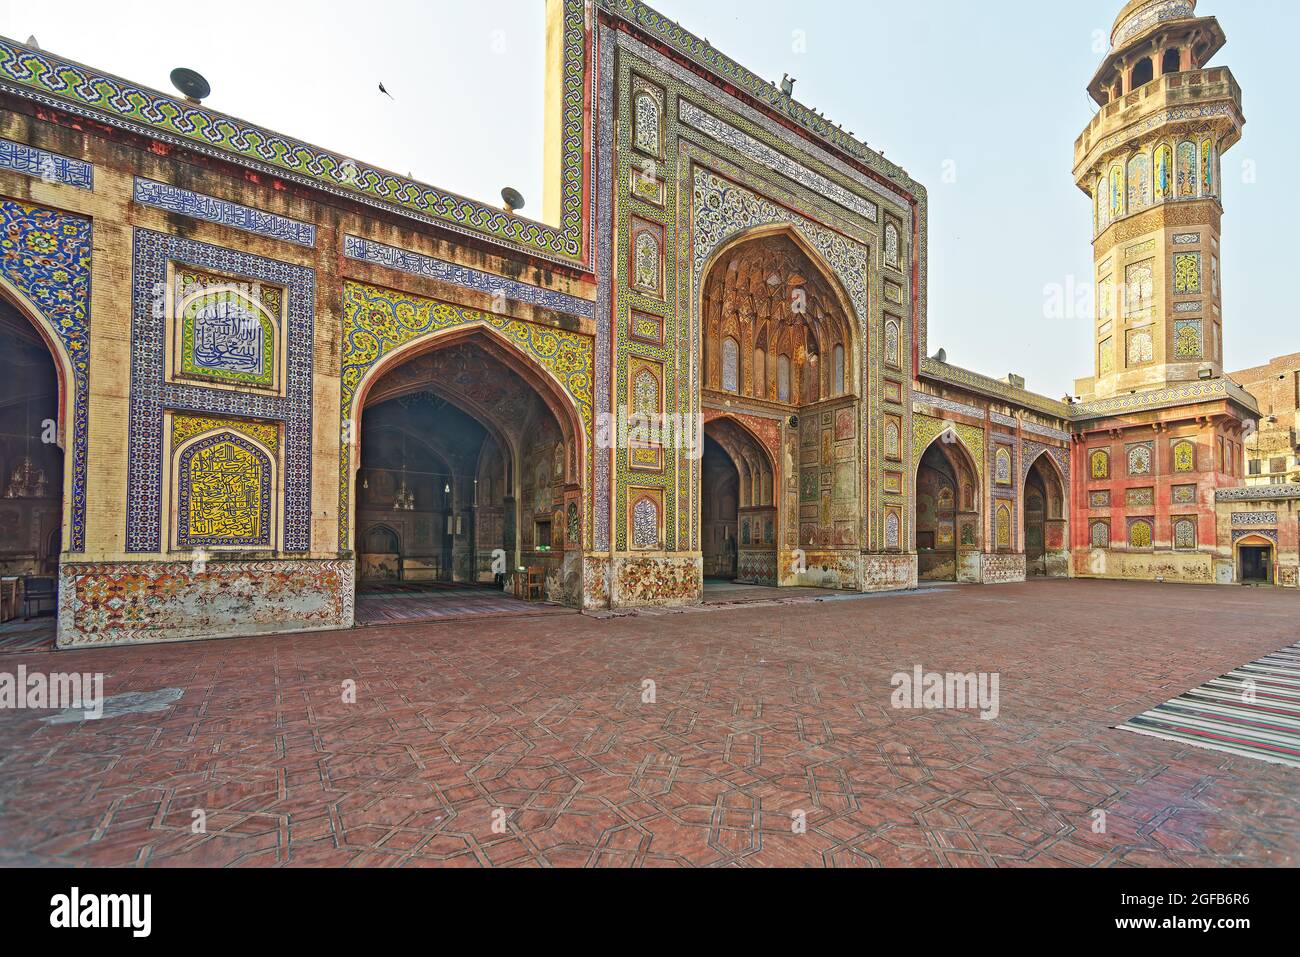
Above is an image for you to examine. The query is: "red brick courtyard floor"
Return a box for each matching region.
[0,579,1296,868]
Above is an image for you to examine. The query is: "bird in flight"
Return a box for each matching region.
[379,83,394,99]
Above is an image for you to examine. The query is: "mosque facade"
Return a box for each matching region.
[0,0,1291,649]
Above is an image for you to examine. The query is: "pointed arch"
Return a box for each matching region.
[1023,448,1069,578]
[1235,533,1275,548]
[914,427,983,510]
[705,414,778,505]
[361,523,402,556]
[0,279,76,452]
[0,201,92,554]
[703,414,780,586]
[344,322,588,553]
[1022,445,1067,491]
[698,223,863,401]
[915,426,982,583]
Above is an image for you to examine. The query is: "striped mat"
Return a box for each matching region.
[1119,642,1300,769]
[0,618,57,655]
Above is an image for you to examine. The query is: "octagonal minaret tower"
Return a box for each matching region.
[1074,0,1244,401]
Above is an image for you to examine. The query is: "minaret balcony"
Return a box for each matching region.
[1074,67,1243,180]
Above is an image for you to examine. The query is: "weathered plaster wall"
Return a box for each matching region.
[57,559,354,648]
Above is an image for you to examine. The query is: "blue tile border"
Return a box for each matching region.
[133,178,316,248]
[0,200,92,551]
[342,235,594,320]
[127,229,315,553]
[0,137,93,190]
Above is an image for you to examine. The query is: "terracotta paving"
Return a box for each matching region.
[354,583,575,626]
[0,617,56,655]
[0,579,1297,868]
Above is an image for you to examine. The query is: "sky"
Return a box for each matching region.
[3,0,1296,397]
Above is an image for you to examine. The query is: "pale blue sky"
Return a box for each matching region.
[3,0,1295,395]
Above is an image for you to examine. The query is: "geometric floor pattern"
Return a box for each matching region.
[1120,642,1300,769]
[0,579,1296,867]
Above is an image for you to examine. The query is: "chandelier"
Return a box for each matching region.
[392,431,416,511]
[392,475,416,512]
[4,399,48,499]
[4,456,47,499]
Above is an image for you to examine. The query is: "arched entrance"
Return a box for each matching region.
[701,437,739,581]
[702,417,777,586]
[1024,453,1069,578]
[698,228,860,592]
[1236,534,1274,585]
[351,330,583,624]
[915,434,981,583]
[0,295,65,640]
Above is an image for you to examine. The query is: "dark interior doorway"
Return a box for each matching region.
[1240,546,1272,585]
[0,297,64,581]
[701,435,739,581]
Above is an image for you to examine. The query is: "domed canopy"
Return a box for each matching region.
[1088,0,1225,104]
[1111,0,1197,50]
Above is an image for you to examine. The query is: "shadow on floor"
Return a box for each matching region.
[354,581,576,627]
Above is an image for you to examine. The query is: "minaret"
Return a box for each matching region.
[1074,0,1244,401]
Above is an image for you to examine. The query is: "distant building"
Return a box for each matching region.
[1230,353,1300,485]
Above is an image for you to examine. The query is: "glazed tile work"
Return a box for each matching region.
[133,178,316,247]
[58,560,353,647]
[0,5,592,266]
[0,136,92,189]
[342,235,594,319]
[337,280,593,551]
[126,229,314,554]
[0,0,1289,649]
[0,200,91,551]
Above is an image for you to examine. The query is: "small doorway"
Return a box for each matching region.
[1240,545,1272,585]
[701,436,739,582]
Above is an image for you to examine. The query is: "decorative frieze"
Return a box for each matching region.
[134,178,316,247]
[342,235,594,319]
[680,99,878,223]
[1021,420,1072,442]
[912,394,984,421]
[0,136,92,189]
[1232,511,1278,527]
[1217,484,1300,502]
